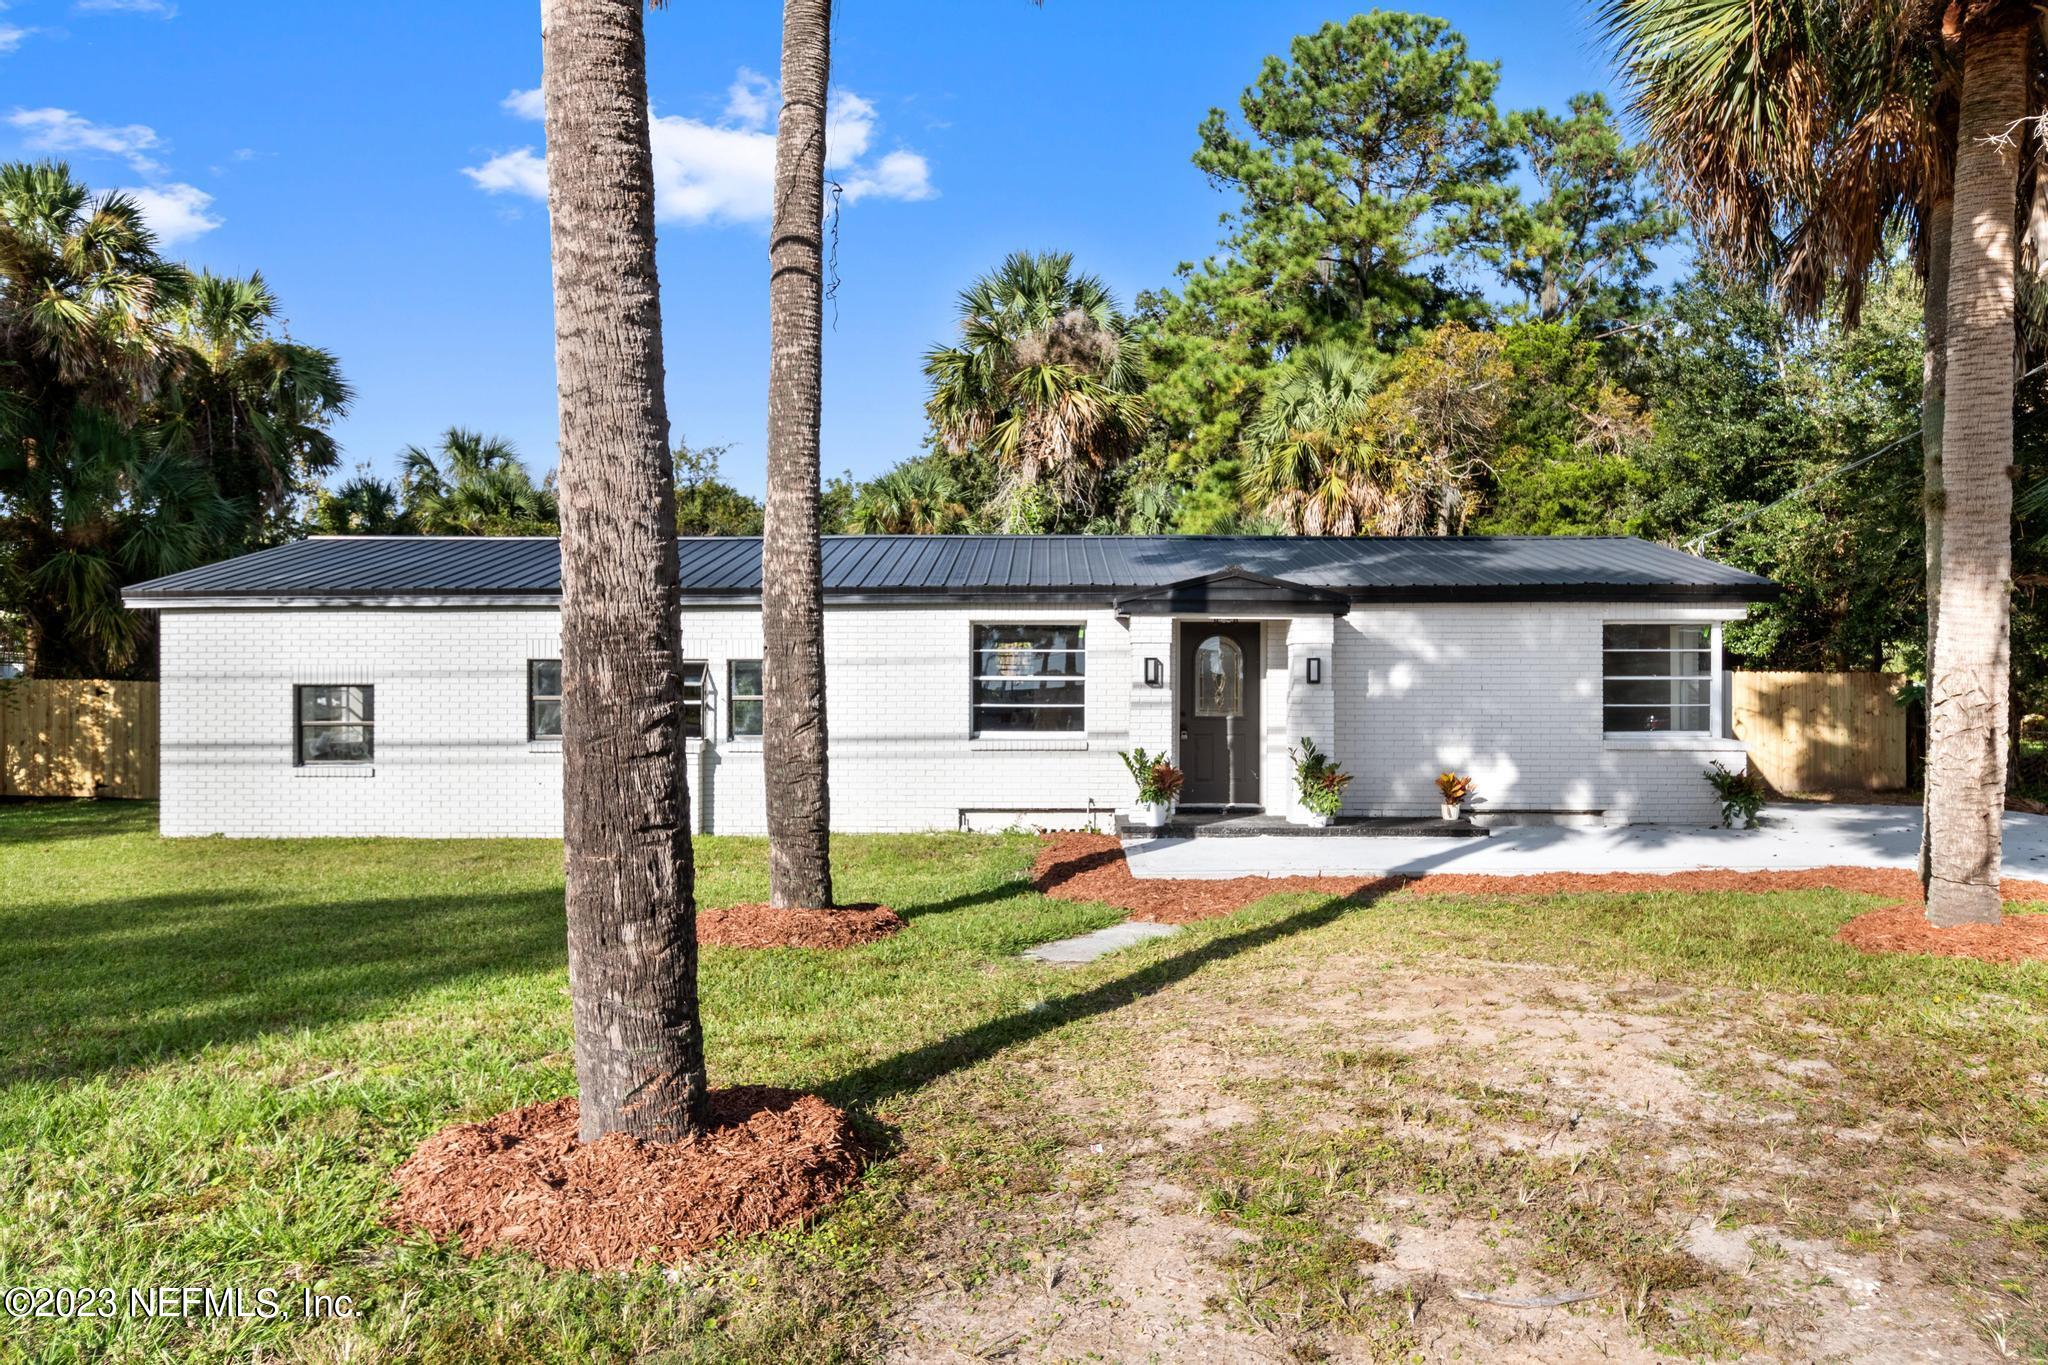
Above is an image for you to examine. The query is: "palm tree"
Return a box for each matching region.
[924,251,1149,531]
[1239,328,1503,536]
[847,462,970,534]
[540,0,707,1141]
[159,270,353,539]
[0,161,237,677]
[309,473,409,534]
[1602,0,2022,925]
[400,427,558,535]
[762,0,836,911]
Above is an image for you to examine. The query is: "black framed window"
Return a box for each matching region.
[529,660,563,740]
[681,661,707,739]
[1602,624,1714,733]
[972,624,1085,735]
[295,684,373,764]
[728,660,763,738]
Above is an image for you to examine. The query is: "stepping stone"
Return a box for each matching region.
[1023,920,1181,965]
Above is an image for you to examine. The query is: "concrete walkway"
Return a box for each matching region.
[1023,920,1181,964]
[1122,803,2048,881]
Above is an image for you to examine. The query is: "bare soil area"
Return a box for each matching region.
[885,949,2040,1362]
[697,902,905,949]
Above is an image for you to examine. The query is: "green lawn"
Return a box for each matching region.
[2,801,2045,1362]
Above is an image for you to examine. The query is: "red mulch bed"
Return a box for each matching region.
[1031,835,2048,964]
[697,903,903,949]
[1837,905,2048,963]
[389,1088,864,1271]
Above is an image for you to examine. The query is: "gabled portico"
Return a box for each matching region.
[1118,567,1349,822]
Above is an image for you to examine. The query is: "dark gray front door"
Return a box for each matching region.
[1179,623,1262,807]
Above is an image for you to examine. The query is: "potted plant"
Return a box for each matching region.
[1289,737,1352,827]
[1703,760,1766,829]
[1435,771,1475,821]
[1119,747,1185,828]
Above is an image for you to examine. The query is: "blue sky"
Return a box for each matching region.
[4,1,1638,498]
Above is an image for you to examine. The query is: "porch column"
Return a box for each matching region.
[1284,615,1337,820]
[1126,616,1175,771]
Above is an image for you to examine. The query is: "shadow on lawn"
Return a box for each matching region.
[1,885,566,1085]
[822,884,1390,1114]
[0,798,153,845]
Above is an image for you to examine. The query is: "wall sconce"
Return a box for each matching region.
[1306,657,1323,685]
[1144,657,1163,687]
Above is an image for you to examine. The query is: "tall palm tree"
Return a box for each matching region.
[400,427,558,534]
[1602,0,2022,924]
[0,161,236,677]
[309,472,409,534]
[924,251,1148,531]
[847,462,971,534]
[159,269,353,538]
[1925,5,2029,924]
[762,0,836,911]
[540,0,706,1141]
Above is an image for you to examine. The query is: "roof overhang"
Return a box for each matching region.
[1113,567,1352,617]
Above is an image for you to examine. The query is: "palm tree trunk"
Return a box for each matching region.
[1919,192,1951,895]
[541,0,708,1139]
[1926,14,2024,927]
[763,0,836,911]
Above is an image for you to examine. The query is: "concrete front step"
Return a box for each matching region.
[1116,812,1487,839]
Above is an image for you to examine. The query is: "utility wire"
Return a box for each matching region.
[1684,359,2048,556]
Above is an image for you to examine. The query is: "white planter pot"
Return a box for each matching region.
[1304,811,1334,827]
[1440,801,1462,821]
[1130,801,1173,829]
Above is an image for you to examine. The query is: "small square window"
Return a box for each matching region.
[529,660,563,740]
[728,659,763,738]
[296,684,373,764]
[1602,624,1715,734]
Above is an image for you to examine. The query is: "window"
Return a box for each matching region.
[1602,624,1715,734]
[296,684,373,764]
[681,660,707,739]
[1192,635,1244,717]
[728,659,763,738]
[972,624,1085,735]
[529,660,563,740]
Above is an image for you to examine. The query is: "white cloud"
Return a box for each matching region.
[8,107,166,174]
[0,24,31,53]
[841,149,933,204]
[119,182,220,243]
[501,86,544,121]
[76,0,178,15]
[467,71,934,225]
[463,146,547,198]
[724,68,773,128]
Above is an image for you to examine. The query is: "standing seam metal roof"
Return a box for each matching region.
[122,534,1776,602]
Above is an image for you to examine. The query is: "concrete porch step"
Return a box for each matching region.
[1117,812,1488,839]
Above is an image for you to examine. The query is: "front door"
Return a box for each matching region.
[1179,623,1262,807]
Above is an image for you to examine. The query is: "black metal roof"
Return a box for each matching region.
[124,534,1776,605]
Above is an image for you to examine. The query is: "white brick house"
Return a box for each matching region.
[123,534,1773,838]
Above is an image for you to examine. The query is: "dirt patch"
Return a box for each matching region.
[1032,834,2048,924]
[1838,904,2048,963]
[698,902,903,949]
[389,1088,864,1271]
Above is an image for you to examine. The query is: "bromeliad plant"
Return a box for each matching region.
[1119,747,1185,806]
[1704,760,1767,829]
[1290,737,1352,817]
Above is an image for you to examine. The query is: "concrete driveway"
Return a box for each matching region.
[1121,802,2048,881]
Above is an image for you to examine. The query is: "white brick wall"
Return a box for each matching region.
[155,597,1746,837]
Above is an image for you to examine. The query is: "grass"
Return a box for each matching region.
[2,800,2045,1362]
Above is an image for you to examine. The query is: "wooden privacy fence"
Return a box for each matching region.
[1731,671,1908,794]
[0,680,159,798]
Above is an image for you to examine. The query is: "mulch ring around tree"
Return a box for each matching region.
[1031,834,2048,963]
[389,1088,864,1272]
[697,902,904,949]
